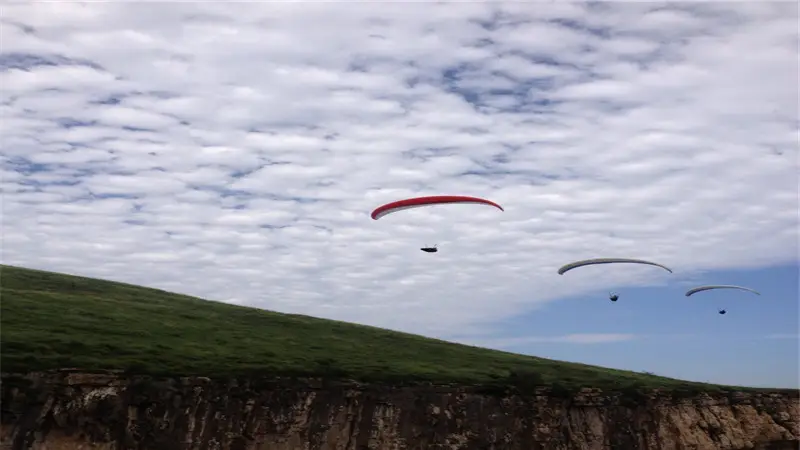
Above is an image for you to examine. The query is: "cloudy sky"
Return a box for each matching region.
[2,2,798,388]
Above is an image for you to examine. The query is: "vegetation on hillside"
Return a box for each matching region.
[0,264,789,397]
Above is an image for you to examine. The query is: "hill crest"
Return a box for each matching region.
[1,264,790,396]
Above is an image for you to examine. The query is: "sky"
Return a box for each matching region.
[1,2,798,389]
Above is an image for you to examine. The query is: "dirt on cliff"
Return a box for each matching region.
[1,370,798,450]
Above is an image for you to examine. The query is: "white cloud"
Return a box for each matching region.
[1,3,797,343]
[461,333,639,348]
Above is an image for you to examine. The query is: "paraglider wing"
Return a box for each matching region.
[557,258,673,275]
[684,285,761,297]
[371,195,504,220]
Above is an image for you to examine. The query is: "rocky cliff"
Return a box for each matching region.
[1,370,798,450]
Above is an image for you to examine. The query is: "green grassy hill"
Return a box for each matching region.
[0,264,779,396]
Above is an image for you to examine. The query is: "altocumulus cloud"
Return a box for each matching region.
[1,3,798,343]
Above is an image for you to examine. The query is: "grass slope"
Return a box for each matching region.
[0,264,778,395]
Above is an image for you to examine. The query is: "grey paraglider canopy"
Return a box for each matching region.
[684,285,761,297]
[557,258,674,275]
[685,285,760,316]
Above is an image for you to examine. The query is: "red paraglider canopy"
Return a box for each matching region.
[370,195,504,220]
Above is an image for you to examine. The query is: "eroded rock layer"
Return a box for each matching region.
[1,371,798,450]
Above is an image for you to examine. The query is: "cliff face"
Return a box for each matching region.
[1,371,798,450]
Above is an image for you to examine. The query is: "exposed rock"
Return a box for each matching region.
[1,370,798,450]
